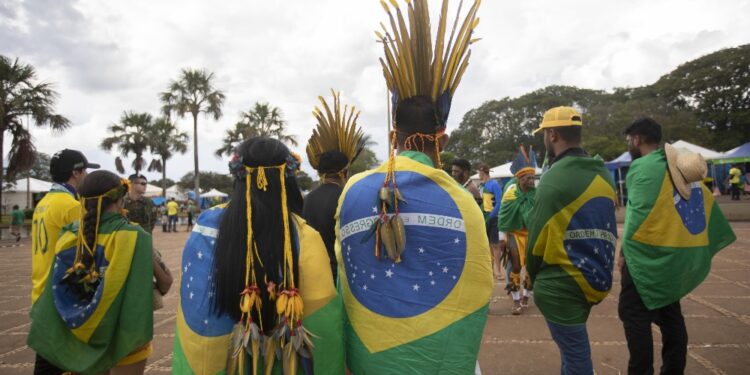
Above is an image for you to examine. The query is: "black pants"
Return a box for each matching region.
[730,183,741,200]
[34,353,64,375]
[618,264,688,375]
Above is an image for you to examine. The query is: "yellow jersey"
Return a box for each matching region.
[729,167,741,184]
[31,190,80,304]
[167,201,179,215]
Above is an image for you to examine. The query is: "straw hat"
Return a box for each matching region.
[664,143,707,200]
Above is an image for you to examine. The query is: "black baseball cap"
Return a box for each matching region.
[50,149,100,174]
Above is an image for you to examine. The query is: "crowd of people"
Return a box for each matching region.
[23,0,738,374]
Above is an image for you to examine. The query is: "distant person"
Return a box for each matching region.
[303,90,366,284]
[123,173,157,233]
[451,158,482,205]
[728,163,742,200]
[186,200,196,232]
[166,198,179,232]
[527,106,617,375]
[27,170,155,374]
[30,149,98,374]
[619,118,736,374]
[478,163,503,280]
[159,204,168,232]
[10,204,24,242]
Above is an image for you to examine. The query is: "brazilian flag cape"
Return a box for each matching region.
[623,149,736,310]
[27,212,154,374]
[336,152,493,374]
[497,179,536,233]
[172,206,345,375]
[526,154,617,325]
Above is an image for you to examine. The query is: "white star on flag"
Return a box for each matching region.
[419,247,425,253]
[594,247,599,254]
[428,271,433,276]
[454,238,460,244]
[210,240,215,245]
[372,206,378,214]
[190,276,193,281]
[363,285,368,290]
[370,274,375,280]
[189,292,194,299]
[204,319,208,324]
[430,280,435,286]
[452,275,457,280]
[385,269,394,278]
[187,283,190,289]
[184,266,188,272]
[442,266,449,273]
[197,251,203,259]
[412,284,420,291]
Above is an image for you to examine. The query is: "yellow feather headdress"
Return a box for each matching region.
[377,0,481,128]
[306,89,366,172]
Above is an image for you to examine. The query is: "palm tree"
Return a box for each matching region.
[214,102,296,157]
[0,55,70,209]
[100,111,153,174]
[147,117,189,197]
[160,68,225,202]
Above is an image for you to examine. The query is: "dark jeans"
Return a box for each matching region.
[168,215,178,231]
[618,264,688,375]
[34,353,64,375]
[546,320,594,375]
[730,183,741,200]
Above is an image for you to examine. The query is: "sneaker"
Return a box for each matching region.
[521,296,529,308]
[512,300,522,315]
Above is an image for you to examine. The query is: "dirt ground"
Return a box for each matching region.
[1,222,748,374]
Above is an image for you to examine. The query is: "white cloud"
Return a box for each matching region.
[2,0,748,182]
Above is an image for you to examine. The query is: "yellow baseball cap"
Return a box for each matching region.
[533,106,583,134]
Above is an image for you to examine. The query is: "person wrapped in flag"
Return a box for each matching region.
[618,118,736,374]
[335,1,492,373]
[27,171,155,374]
[303,90,366,285]
[526,106,617,375]
[498,145,538,315]
[172,137,344,375]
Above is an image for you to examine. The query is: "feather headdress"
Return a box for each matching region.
[306,89,366,173]
[377,0,481,128]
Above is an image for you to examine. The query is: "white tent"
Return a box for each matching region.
[201,188,228,198]
[165,185,187,200]
[470,161,543,180]
[671,140,723,160]
[3,177,53,212]
[144,183,164,197]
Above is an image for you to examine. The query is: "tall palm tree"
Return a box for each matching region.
[147,117,189,197]
[0,55,70,209]
[214,102,296,157]
[100,111,153,174]
[160,68,225,201]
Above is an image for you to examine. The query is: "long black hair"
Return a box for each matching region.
[66,170,124,297]
[212,137,304,330]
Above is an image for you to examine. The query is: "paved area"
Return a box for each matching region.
[0,223,748,374]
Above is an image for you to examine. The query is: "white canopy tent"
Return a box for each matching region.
[165,185,187,201]
[671,140,723,160]
[144,183,163,197]
[3,177,53,212]
[469,161,543,181]
[201,188,229,198]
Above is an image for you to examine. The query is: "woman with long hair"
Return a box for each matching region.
[172,137,344,375]
[28,170,155,375]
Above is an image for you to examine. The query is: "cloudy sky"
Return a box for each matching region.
[2,0,749,182]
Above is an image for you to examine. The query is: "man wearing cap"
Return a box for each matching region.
[478,163,504,280]
[123,173,157,234]
[451,158,482,206]
[526,106,617,375]
[31,149,99,374]
[618,118,735,374]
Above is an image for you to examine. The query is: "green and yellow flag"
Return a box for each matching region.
[172,207,344,374]
[527,155,617,325]
[623,149,736,310]
[27,212,153,374]
[336,155,493,374]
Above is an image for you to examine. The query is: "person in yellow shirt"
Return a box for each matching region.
[31,149,99,374]
[166,197,179,232]
[728,164,742,200]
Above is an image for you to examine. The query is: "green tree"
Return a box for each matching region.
[8,151,51,182]
[215,102,296,157]
[161,68,225,201]
[100,111,153,174]
[178,171,233,195]
[650,44,750,150]
[295,171,314,191]
[0,56,70,208]
[151,177,175,188]
[147,117,189,197]
[349,147,379,176]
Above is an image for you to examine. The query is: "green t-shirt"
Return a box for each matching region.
[11,209,25,225]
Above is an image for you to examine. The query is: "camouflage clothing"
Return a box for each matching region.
[123,195,157,233]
